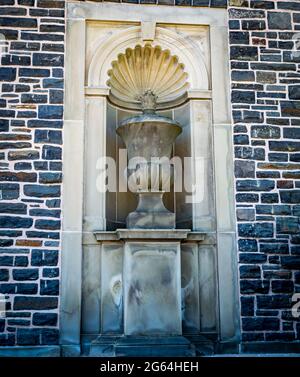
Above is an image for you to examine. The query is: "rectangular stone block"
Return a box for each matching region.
[124,241,181,336]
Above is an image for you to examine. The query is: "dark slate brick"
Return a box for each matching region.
[33,53,63,67]
[24,184,60,198]
[236,179,274,192]
[269,153,288,162]
[0,202,27,215]
[237,208,255,221]
[0,269,9,281]
[32,313,57,326]
[277,2,300,11]
[28,120,62,129]
[280,190,300,204]
[232,90,255,103]
[261,193,278,203]
[257,294,291,309]
[39,173,62,184]
[41,328,59,345]
[49,89,63,104]
[14,296,58,310]
[14,256,28,267]
[238,223,273,238]
[38,105,63,119]
[231,46,258,61]
[0,67,16,82]
[37,0,65,7]
[42,268,59,278]
[0,240,13,248]
[30,208,60,218]
[242,20,266,30]
[251,63,296,71]
[42,145,62,160]
[34,130,62,144]
[272,280,294,293]
[0,283,15,293]
[241,296,254,316]
[21,93,47,104]
[50,161,61,170]
[0,216,32,229]
[35,219,60,231]
[15,162,32,171]
[242,317,279,331]
[251,125,280,139]
[40,279,59,295]
[234,160,255,178]
[26,231,59,240]
[13,269,38,281]
[240,280,270,294]
[260,243,289,254]
[250,0,274,9]
[31,249,58,266]
[269,141,300,152]
[0,17,37,28]
[240,265,261,279]
[17,329,40,346]
[276,217,299,234]
[46,199,60,208]
[19,68,50,78]
[234,134,249,145]
[242,333,264,342]
[210,0,227,7]
[268,12,291,30]
[232,71,254,82]
[8,150,39,161]
[18,0,35,5]
[281,256,300,270]
[16,283,38,295]
[0,183,19,200]
[283,128,300,140]
[236,193,259,203]
[2,54,31,66]
[281,101,300,117]
[234,147,265,160]
[0,334,15,346]
[0,171,37,182]
[229,32,250,45]
[238,239,258,252]
[0,256,13,266]
[229,8,265,19]
[0,120,9,132]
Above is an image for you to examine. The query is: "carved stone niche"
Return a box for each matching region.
[63,2,237,357]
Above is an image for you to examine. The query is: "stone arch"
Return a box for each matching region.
[87,25,210,91]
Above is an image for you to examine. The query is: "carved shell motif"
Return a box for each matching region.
[107,44,189,111]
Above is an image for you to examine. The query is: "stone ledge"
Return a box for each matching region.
[0,346,60,357]
[94,229,206,241]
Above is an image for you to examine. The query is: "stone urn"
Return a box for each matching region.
[116,90,182,229]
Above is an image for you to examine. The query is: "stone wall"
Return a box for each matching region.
[0,0,64,346]
[229,0,300,351]
[0,0,300,352]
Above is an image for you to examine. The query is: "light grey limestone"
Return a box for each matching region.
[181,243,200,333]
[124,242,181,336]
[101,243,123,334]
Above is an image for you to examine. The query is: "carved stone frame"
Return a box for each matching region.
[61,1,239,356]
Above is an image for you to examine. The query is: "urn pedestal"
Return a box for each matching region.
[88,230,210,357]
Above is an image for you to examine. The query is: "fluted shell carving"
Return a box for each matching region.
[107,44,189,110]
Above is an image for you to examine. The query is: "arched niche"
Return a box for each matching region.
[87,25,210,92]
